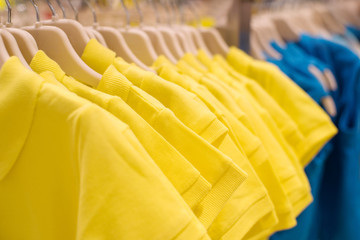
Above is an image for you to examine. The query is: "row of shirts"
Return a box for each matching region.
[0,38,337,240]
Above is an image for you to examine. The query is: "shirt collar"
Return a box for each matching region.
[80,39,148,88]
[81,38,116,74]
[0,57,43,181]
[30,50,66,81]
[30,49,133,104]
[226,47,251,74]
[97,65,133,102]
[196,49,213,68]
[180,53,207,73]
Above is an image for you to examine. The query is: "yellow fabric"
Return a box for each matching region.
[212,54,306,155]
[30,50,212,210]
[82,40,280,238]
[112,59,230,147]
[172,59,306,233]
[152,62,280,238]
[0,57,209,240]
[81,41,248,229]
[177,57,305,184]
[153,59,297,237]
[98,66,248,229]
[194,52,314,217]
[226,47,338,166]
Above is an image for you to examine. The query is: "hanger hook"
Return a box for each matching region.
[169,0,178,24]
[160,0,172,26]
[85,0,98,25]
[67,0,79,21]
[30,0,41,22]
[46,0,57,18]
[119,0,130,28]
[148,0,160,25]
[188,1,200,27]
[55,0,67,18]
[179,1,185,24]
[5,0,11,25]
[133,0,144,26]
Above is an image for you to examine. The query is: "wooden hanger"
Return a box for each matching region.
[0,2,29,68]
[2,0,37,65]
[81,0,108,47]
[5,27,38,64]
[271,12,301,42]
[295,7,331,38]
[86,27,108,47]
[173,29,193,53]
[250,31,266,60]
[118,0,158,66]
[85,27,96,39]
[140,0,177,62]
[98,26,154,71]
[307,64,337,117]
[0,29,30,68]
[183,1,228,56]
[259,12,286,46]
[314,4,345,35]
[177,1,211,55]
[183,25,212,56]
[251,16,282,59]
[199,27,229,56]
[157,25,185,59]
[178,25,198,53]
[156,0,185,59]
[82,0,151,70]
[141,26,177,63]
[158,0,191,55]
[0,33,10,68]
[23,0,101,87]
[168,0,197,54]
[79,0,153,71]
[340,1,360,28]
[41,0,91,56]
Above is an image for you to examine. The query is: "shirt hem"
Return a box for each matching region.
[297,121,338,167]
[182,175,212,210]
[195,163,248,228]
[218,195,276,240]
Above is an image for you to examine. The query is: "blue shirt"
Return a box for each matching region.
[274,33,360,240]
[264,42,330,104]
[266,39,335,240]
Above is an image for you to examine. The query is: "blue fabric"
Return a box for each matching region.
[346,25,360,41]
[271,42,330,74]
[272,34,360,240]
[264,43,330,104]
[265,40,335,240]
[331,30,360,52]
[271,143,333,240]
[296,34,360,126]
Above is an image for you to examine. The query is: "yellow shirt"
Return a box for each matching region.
[211,54,306,157]
[177,56,308,193]
[0,57,209,240]
[193,52,314,216]
[30,50,212,210]
[99,65,248,229]
[172,61,309,236]
[82,40,279,238]
[227,47,338,166]
[81,41,248,228]
[153,60,297,237]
